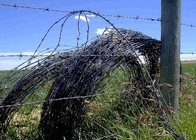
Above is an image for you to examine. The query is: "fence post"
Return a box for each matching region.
[160,0,181,116]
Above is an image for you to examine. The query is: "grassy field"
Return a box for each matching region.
[82,61,196,140]
[0,61,196,139]
[182,60,196,75]
[176,61,196,139]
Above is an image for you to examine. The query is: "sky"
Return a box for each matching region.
[0,0,196,70]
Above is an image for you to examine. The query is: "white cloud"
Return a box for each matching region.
[95,27,114,35]
[0,59,26,70]
[86,14,95,17]
[0,58,42,70]
[180,54,196,61]
[0,52,51,56]
[0,52,50,70]
[74,14,95,22]
[74,15,90,22]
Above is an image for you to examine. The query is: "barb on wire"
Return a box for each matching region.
[103,13,161,22]
[181,23,196,27]
[0,3,70,13]
[1,52,195,58]
[0,3,196,28]
[0,54,49,57]
[0,90,128,109]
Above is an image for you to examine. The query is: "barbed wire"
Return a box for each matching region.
[1,3,196,28]
[181,23,196,27]
[0,3,70,13]
[0,5,186,139]
[0,90,128,109]
[0,52,195,58]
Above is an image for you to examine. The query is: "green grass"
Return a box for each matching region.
[175,62,196,139]
[182,62,196,76]
[0,62,196,139]
[81,62,196,140]
[81,68,175,140]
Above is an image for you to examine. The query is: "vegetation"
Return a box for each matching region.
[0,61,195,139]
[176,61,196,139]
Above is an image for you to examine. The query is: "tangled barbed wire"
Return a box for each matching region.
[0,9,185,140]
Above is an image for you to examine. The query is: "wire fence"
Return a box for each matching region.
[0,3,193,140]
[1,52,196,58]
[0,90,128,109]
[0,3,196,27]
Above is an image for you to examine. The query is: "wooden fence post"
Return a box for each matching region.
[160,0,181,116]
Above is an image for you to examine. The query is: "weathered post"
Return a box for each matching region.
[160,0,181,116]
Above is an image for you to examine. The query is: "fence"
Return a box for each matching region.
[0,2,195,140]
[1,52,196,58]
[0,3,196,27]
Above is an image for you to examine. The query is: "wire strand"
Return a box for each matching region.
[0,3,196,27]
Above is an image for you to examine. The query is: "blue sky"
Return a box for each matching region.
[0,0,196,70]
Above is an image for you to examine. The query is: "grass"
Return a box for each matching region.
[175,61,196,139]
[181,60,196,75]
[0,61,196,139]
[81,68,175,140]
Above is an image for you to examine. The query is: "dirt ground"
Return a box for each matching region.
[181,60,196,64]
